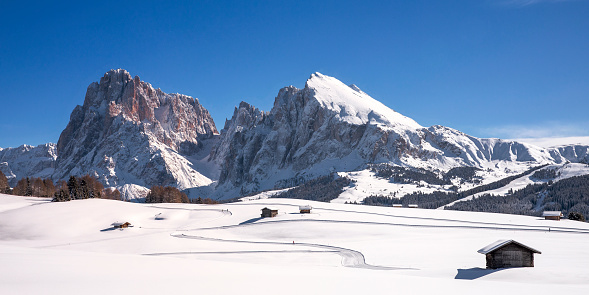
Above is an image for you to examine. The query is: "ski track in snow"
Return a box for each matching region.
[145,202,587,271]
[141,205,404,270]
[162,233,407,270]
[32,200,589,273]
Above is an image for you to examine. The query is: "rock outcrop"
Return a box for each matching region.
[54,69,218,190]
[209,72,582,198]
[0,143,57,187]
[3,70,588,201]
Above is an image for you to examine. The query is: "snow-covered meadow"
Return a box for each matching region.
[1,193,588,294]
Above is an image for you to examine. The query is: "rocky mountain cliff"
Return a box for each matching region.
[0,143,56,186]
[208,73,588,198]
[2,70,588,201]
[54,69,218,193]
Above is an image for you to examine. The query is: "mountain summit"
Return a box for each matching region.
[305,72,422,130]
[54,69,218,195]
[208,73,588,198]
[2,70,588,201]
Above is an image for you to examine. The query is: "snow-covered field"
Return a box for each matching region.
[1,194,588,294]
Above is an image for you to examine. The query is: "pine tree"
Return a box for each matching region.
[67,176,79,200]
[24,177,33,196]
[0,170,9,194]
[52,180,69,202]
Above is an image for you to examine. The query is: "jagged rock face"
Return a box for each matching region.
[548,145,589,163]
[210,73,571,196]
[0,144,57,187]
[211,73,430,193]
[55,69,218,189]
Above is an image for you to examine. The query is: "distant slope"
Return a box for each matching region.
[445,171,589,220]
[208,73,579,200]
[0,144,56,187]
[511,136,589,148]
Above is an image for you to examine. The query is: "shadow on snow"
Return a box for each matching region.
[455,267,503,280]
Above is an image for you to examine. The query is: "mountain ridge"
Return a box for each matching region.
[1,70,588,201]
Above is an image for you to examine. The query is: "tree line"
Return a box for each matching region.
[446,174,589,221]
[272,173,352,202]
[362,164,550,210]
[3,174,121,202]
[369,164,483,187]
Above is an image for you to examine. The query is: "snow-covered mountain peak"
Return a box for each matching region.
[55,69,219,191]
[348,84,364,93]
[304,72,422,130]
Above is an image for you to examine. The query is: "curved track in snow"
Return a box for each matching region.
[164,233,410,270]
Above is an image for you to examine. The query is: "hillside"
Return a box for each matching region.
[1,194,588,294]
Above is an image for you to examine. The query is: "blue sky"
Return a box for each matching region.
[1,0,588,148]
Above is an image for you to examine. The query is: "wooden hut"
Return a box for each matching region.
[261,207,278,218]
[299,205,312,214]
[392,204,403,208]
[542,211,563,221]
[478,240,541,269]
[112,222,131,229]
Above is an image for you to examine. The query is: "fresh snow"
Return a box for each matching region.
[477,239,541,255]
[306,73,423,130]
[511,136,589,148]
[1,194,588,294]
[335,169,452,204]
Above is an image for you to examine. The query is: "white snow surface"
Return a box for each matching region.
[511,136,589,148]
[1,194,588,294]
[117,184,150,201]
[477,239,541,254]
[335,169,452,204]
[306,73,423,130]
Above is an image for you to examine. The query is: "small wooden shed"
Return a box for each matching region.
[392,204,403,208]
[261,207,278,218]
[542,211,563,221]
[112,222,131,229]
[478,240,541,269]
[299,205,312,214]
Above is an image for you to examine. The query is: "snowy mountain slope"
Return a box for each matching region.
[0,143,56,186]
[54,69,218,195]
[1,195,588,294]
[305,72,422,130]
[440,163,589,209]
[209,73,582,199]
[2,71,589,202]
[511,136,589,148]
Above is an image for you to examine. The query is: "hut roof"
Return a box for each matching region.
[542,211,563,217]
[111,222,131,226]
[299,205,312,210]
[477,240,541,255]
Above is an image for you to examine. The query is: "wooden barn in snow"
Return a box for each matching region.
[299,205,312,214]
[261,207,278,218]
[542,211,563,221]
[478,240,541,269]
[112,222,131,229]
